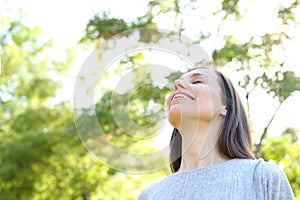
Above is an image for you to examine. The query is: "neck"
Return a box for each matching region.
[177,118,229,172]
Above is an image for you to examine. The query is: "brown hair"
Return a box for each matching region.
[169,67,255,173]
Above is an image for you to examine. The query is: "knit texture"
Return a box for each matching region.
[138,158,295,200]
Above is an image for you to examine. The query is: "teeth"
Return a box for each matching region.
[172,93,192,101]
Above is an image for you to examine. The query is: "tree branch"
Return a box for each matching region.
[254,101,283,157]
[245,84,257,121]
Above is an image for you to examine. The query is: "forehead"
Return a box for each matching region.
[179,68,218,81]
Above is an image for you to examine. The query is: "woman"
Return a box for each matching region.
[138,67,295,200]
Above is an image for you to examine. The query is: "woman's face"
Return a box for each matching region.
[166,68,227,128]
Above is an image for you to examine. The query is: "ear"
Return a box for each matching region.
[220,106,227,117]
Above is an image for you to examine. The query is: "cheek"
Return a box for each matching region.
[194,87,215,116]
[194,87,212,104]
[197,90,224,117]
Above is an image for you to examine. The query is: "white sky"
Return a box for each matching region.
[3,0,300,146]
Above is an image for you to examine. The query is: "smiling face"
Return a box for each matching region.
[167,68,227,129]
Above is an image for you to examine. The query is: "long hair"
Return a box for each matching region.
[169,68,255,173]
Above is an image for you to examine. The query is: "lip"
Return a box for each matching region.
[171,91,194,101]
[167,91,195,108]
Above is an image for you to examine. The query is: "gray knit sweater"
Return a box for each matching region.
[138,158,295,200]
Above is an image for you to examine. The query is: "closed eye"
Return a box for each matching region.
[192,80,204,84]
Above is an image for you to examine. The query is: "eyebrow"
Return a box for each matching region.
[179,72,205,79]
[190,72,205,77]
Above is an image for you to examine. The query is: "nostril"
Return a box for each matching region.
[174,79,185,89]
[173,80,178,90]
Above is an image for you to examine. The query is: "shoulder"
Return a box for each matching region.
[253,158,288,183]
[253,158,295,200]
[231,158,288,179]
[138,177,165,200]
[138,172,181,200]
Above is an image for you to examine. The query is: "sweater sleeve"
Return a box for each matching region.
[254,160,295,200]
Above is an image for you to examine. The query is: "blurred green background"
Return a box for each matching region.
[1,0,300,199]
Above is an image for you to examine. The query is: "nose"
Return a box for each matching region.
[174,78,187,90]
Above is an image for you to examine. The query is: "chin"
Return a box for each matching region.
[167,110,182,129]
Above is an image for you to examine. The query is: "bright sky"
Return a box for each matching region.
[3,0,300,146]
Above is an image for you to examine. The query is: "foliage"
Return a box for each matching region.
[0,11,169,199]
[79,12,129,43]
[261,127,300,198]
